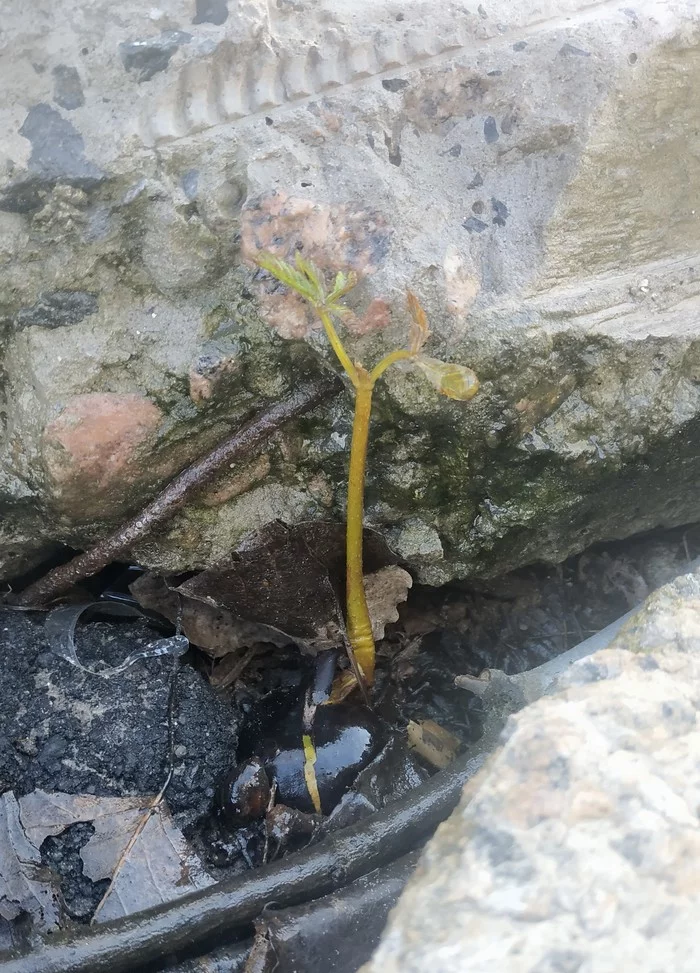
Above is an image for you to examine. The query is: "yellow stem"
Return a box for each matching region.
[318,308,360,388]
[345,369,376,684]
[369,348,414,384]
[302,733,322,814]
[313,305,417,688]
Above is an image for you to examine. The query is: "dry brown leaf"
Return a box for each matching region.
[18,790,214,924]
[407,290,431,354]
[0,792,62,933]
[83,803,215,922]
[406,719,461,769]
[19,790,148,848]
[176,524,346,655]
[132,523,399,659]
[130,573,289,659]
[364,566,413,641]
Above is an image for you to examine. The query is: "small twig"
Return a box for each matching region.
[210,643,260,689]
[91,655,181,924]
[683,532,692,567]
[17,378,340,607]
[262,780,277,867]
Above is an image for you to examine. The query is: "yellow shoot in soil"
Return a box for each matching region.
[302,732,322,814]
[256,252,479,687]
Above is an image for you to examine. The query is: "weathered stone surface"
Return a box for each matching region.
[119,31,192,84]
[15,290,98,330]
[43,393,164,519]
[1,0,700,580]
[363,569,700,972]
[51,65,85,111]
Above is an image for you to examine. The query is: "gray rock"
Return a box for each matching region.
[362,570,700,972]
[0,104,104,213]
[192,0,228,27]
[51,65,85,111]
[1,0,700,582]
[15,290,98,330]
[119,31,192,84]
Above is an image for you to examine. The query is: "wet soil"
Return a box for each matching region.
[0,614,238,825]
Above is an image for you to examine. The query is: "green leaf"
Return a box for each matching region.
[255,252,320,304]
[255,251,360,319]
[412,356,479,401]
[327,270,358,305]
[294,251,327,303]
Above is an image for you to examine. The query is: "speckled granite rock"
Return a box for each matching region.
[363,570,700,972]
[2,0,700,582]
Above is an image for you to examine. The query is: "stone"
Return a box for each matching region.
[192,0,229,27]
[43,393,163,519]
[0,104,104,213]
[362,569,700,972]
[389,519,449,584]
[15,290,98,330]
[119,31,193,84]
[1,0,700,582]
[51,65,85,111]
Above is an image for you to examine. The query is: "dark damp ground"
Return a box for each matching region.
[1,521,699,930]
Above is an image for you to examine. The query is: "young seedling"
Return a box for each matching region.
[256,251,479,689]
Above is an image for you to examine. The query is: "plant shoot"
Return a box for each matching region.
[256,252,479,687]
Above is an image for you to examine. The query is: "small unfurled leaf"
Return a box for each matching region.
[407,290,431,354]
[293,251,325,297]
[413,356,479,401]
[256,252,321,305]
[257,252,356,316]
[327,269,358,306]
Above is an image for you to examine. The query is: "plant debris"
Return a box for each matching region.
[0,751,477,973]
[15,789,214,925]
[3,524,700,969]
[0,792,62,933]
[130,574,290,659]
[176,524,345,654]
[131,521,399,659]
[364,566,412,640]
[406,720,462,770]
